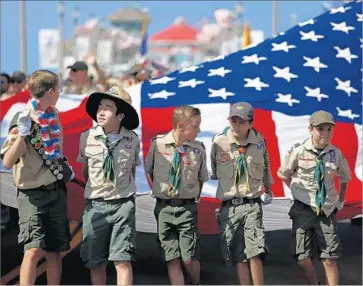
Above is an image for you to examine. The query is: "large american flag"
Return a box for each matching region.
[1,1,361,234]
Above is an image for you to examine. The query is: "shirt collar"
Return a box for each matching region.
[304,137,334,153]
[226,127,260,146]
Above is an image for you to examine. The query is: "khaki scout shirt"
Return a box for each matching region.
[145,131,209,199]
[0,101,62,189]
[210,128,273,200]
[277,138,351,217]
[77,125,141,200]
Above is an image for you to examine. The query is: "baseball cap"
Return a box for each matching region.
[228,102,254,121]
[11,71,27,83]
[67,61,88,72]
[309,110,335,126]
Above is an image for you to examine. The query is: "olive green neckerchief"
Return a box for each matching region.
[314,154,326,215]
[94,134,122,187]
[223,127,250,191]
[168,144,185,197]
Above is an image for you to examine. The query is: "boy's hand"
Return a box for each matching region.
[334,199,344,211]
[260,192,273,205]
[17,109,31,137]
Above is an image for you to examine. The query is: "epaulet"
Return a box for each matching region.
[288,141,304,154]
[195,140,205,149]
[82,128,91,133]
[212,127,229,142]
[151,133,166,142]
[131,130,139,137]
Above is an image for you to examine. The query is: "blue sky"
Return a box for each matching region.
[1,1,326,74]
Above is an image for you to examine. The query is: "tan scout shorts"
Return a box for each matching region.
[218,199,267,266]
[289,200,342,261]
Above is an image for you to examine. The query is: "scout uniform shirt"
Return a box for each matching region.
[0,101,63,189]
[277,138,351,217]
[211,127,273,200]
[77,125,141,200]
[145,131,209,199]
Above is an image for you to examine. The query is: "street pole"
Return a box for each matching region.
[291,13,297,27]
[272,0,278,36]
[57,1,65,76]
[20,0,27,73]
[72,6,80,58]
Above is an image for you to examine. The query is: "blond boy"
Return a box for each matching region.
[1,70,73,285]
[145,105,209,285]
[210,102,273,285]
[277,110,351,285]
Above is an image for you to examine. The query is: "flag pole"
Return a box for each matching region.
[272,0,278,36]
[20,0,27,73]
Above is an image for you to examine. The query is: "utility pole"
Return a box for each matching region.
[20,0,27,73]
[272,0,278,36]
[291,13,297,27]
[57,1,65,76]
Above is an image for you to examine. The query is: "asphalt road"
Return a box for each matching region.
[2,216,361,285]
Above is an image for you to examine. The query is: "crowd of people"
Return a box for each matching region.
[1,57,163,102]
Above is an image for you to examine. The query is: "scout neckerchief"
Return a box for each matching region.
[168,145,185,197]
[314,149,326,215]
[224,127,250,191]
[94,131,122,187]
[30,99,61,160]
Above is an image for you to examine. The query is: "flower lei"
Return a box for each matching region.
[30,99,61,160]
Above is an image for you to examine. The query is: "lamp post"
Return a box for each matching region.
[72,6,80,57]
[20,0,27,73]
[272,0,278,36]
[57,1,65,76]
[291,13,297,27]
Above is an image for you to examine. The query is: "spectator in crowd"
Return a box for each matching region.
[0,73,11,100]
[10,71,27,94]
[65,57,107,95]
[127,63,152,84]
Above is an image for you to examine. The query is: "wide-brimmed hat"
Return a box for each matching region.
[86,86,139,130]
[127,63,152,76]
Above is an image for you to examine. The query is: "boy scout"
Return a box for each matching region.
[277,110,351,285]
[210,102,273,285]
[145,105,209,285]
[1,70,73,285]
[77,86,140,285]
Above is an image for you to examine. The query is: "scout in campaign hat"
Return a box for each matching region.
[85,86,139,130]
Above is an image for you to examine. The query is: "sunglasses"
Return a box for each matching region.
[12,79,24,84]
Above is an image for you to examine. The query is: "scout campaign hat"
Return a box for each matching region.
[309,110,335,126]
[86,86,139,130]
[228,102,254,121]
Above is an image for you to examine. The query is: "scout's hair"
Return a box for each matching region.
[172,105,201,128]
[28,70,59,99]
